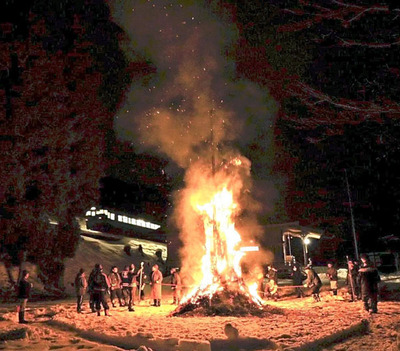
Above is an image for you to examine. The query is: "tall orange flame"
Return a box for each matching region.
[180,168,264,306]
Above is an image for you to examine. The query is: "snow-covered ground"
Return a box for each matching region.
[1,290,399,351]
[1,234,400,350]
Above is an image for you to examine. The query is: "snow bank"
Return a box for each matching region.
[46,319,212,351]
[0,233,168,297]
[63,235,167,295]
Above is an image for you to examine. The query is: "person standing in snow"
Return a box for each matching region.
[304,265,322,302]
[358,254,381,313]
[87,264,98,312]
[170,268,182,305]
[129,263,142,307]
[108,266,124,308]
[291,263,305,298]
[120,265,135,312]
[137,263,147,303]
[346,259,360,301]
[89,264,111,316]
[74,268,87,313]
[150,264,163,307]
[17,270,32,323]
[326,262,338,296]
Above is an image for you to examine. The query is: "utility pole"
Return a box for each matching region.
[344,169,359,261]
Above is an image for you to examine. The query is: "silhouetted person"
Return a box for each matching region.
[291,264,304,298]
[87,264,99,312]
[89,264,110,316]
[17,270,32,324]
[74,268,87,313]
[346,259,360,301]
[170,268,182,305]
[358,254,381,313]
[138,244,144,257]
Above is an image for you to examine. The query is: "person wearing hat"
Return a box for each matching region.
[304,265,322,302]
[358,254,381,313]
[74,268,87,313]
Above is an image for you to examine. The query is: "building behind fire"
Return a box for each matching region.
[80,176,171,262]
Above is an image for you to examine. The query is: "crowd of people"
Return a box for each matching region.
[73,263,182,316]
[16,253,382,323]
[261,253,381,313]
[14,263,181,323]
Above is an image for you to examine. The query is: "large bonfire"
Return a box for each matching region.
[172,156,272,317]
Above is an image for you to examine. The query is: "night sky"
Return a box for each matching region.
[1,0,400,270]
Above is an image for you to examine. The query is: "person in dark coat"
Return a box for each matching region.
[151,264,163,306]
[346,259,360,301]
[170,268,182,305]
[89,264,110,316]
[87,264,98,312]
[121,265,135,311]
[358,254,381,313]
[326,262,338,296]
[291,264,305,298]
[17,270,32,324]
[74,268,87,313]
[108,266,124,307]
[304,265,322,302]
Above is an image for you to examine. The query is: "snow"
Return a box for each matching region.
[1,291,399,350]
[0,233,168,296]
[1,236,400,350]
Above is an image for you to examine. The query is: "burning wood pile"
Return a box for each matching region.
[171,280,278,317]
[171,160,282,317]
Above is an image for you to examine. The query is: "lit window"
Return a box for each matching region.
[123,216,128,223]
[132,218,137,225]
[85,211,91,216]
[110,213,115,220]
[90,207,96,210]
[118,215,122,222]
[91,211,95,216]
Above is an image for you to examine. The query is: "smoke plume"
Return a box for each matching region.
[110,0,278,284]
